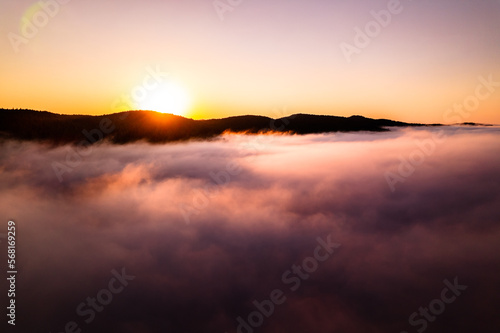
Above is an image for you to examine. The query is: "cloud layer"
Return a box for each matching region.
[1,127,500,333]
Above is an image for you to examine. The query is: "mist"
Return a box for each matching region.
[1,127,499,333]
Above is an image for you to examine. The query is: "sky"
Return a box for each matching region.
[1,127,500,332]
[0,0,499,123]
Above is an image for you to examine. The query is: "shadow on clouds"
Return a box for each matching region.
[0,127,499,332]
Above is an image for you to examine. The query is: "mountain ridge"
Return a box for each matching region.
[0,108,432,144]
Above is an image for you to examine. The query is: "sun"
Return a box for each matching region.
[136,80,191,116]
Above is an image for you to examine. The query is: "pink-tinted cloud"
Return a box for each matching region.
[0,127,499,332]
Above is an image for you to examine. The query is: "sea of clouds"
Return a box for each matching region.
[0,127,499,333]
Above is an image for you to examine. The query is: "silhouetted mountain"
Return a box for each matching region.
[460,122,492,126]
[0,109,428,144]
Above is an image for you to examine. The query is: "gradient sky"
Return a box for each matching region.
[1,0,499,123]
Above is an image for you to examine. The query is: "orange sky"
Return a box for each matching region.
[1,0,499,124]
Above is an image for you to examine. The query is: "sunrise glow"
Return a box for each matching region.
[135,80,191,116]
[1,0,498,123]
[2,1,500,332]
